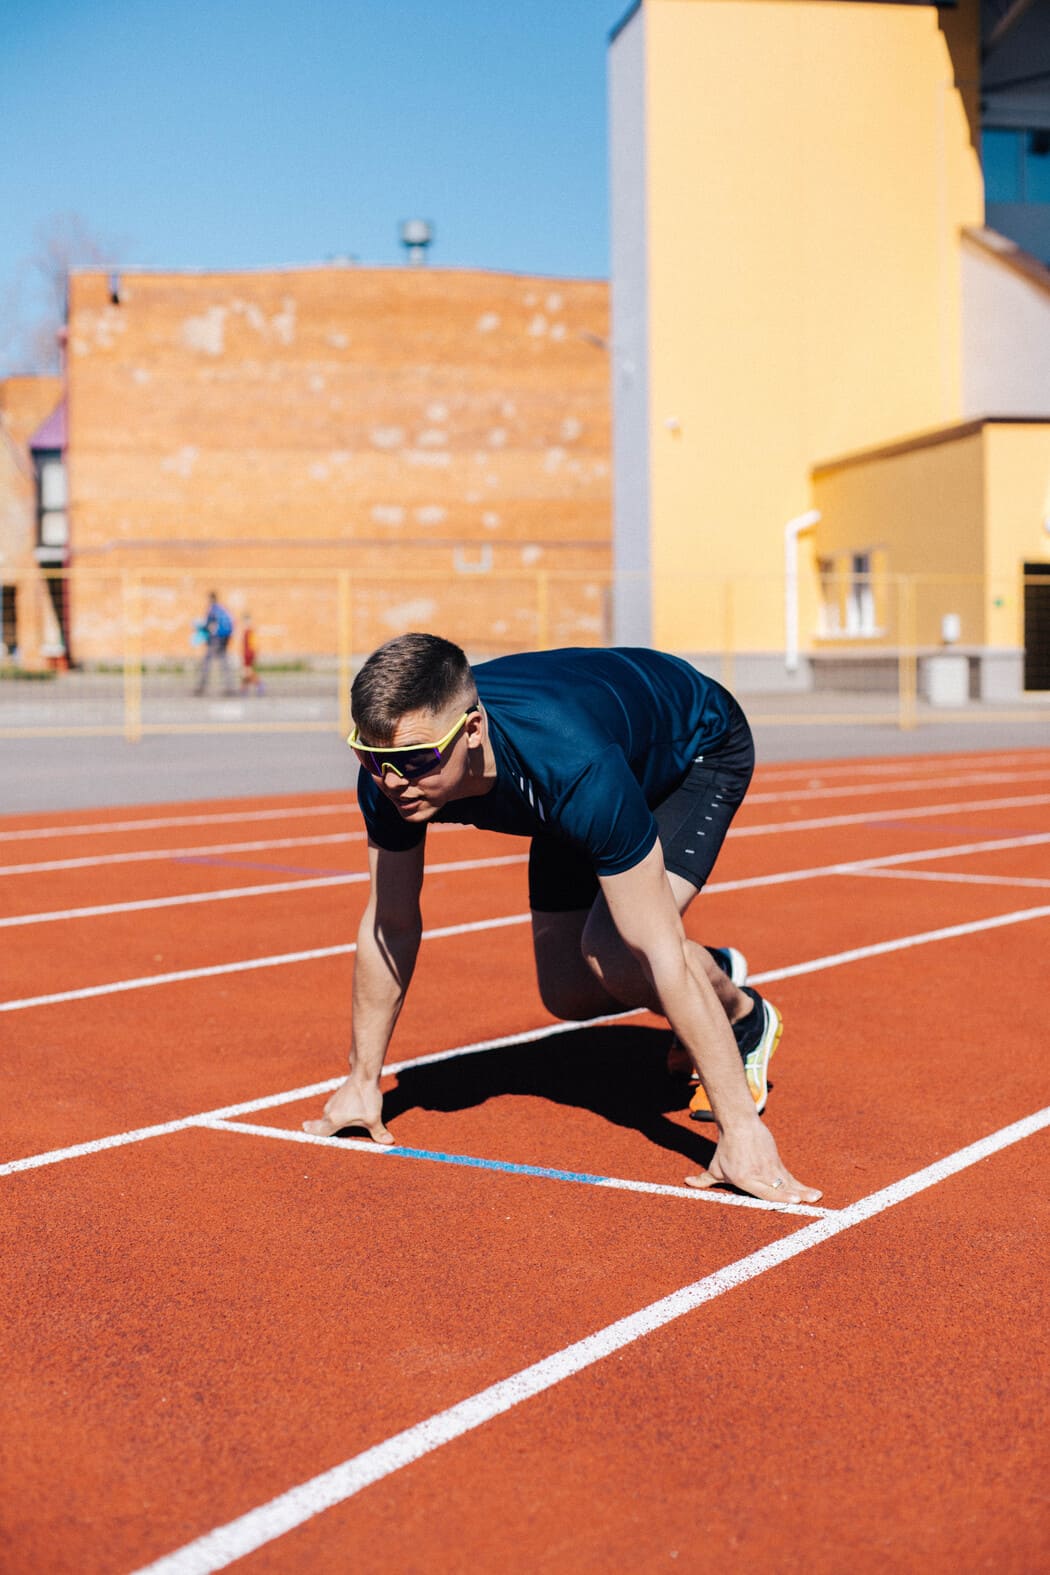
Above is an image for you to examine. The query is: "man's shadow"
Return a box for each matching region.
[380,1023,720,1169]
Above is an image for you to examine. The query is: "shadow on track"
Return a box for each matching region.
[376,1023,720,1168]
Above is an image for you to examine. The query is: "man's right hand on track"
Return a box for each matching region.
[303,1073,394,1144]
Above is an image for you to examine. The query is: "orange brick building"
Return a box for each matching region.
[0,375,63,661]
[63,266,611,663]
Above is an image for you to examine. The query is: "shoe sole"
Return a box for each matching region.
[744,1000,782,1114]
[688,1000,782,1122]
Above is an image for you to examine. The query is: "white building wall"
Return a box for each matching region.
[608,3,651,645]
[962,229,1050,418]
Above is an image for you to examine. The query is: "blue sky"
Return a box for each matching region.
[0,0,622,375]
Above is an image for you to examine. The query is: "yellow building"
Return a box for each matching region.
[609,0,1050,695]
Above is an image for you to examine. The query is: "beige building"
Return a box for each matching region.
[609,0,1050,694]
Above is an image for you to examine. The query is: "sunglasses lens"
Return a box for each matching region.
[397,750,439,780]
[352,746,437,780]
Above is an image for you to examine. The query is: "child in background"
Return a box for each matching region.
[241,612,263,694]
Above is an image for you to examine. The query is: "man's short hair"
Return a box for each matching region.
[351,633,475,742]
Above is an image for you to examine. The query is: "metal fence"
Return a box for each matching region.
[1,564,1047,739]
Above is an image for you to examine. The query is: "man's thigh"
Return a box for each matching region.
[530,907,624,1021]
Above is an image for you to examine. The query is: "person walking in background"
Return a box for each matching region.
[193,591,235,696]
[240,611,264,695]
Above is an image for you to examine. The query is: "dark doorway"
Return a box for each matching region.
[1,584,15,654]
[1023,562,1050,691]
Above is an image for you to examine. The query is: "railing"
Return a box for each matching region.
[1,565,1047,739]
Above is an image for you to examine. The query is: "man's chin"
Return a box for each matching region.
[393,797,438,821]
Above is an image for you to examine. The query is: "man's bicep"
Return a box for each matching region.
[598,843,681,957]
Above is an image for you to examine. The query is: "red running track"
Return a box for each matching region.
[2,749,1049,1572]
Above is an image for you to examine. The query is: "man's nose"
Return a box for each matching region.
[380,763,405,787]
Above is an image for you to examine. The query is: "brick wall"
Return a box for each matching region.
[66,267,611,662]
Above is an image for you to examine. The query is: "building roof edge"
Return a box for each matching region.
[961,226,1050,298]
[609,0,643,45]
[812,417,1050,477]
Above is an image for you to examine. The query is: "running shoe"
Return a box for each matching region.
[666,947,749,1079]
[688,994,783,1122]
[705,945,749,986]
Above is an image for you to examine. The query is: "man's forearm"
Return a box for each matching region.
[347,910,421,1084]
[651,951,759,1131]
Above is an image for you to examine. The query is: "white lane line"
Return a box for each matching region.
[4,755,1046,846]
[0,819,456,877]
[201,1119,829,1218]
[4,830,1046,931]
[0,831,365,876]
[754,750,1050,784]
[0,1015,638,1177]
[853,868,1050,891]
[748,767,1050,805]
[733,791,1050,837]
[132,1103,1050,1575]
[5,789,1049,878]
[6,883,1050,1018]
[0,803,356,843]
[754,904,1050,984]
[0,915,531,1014]
[707,831,1050,894]
[5,898,1050,1176]
[0,855,528,929]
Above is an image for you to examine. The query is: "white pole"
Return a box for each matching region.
[784,509,821,673]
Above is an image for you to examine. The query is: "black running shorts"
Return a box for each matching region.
[527,697,755,913]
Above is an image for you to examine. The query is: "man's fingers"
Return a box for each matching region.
[301,1115,396,1145]
[765,1169,822,1204]
[683,1168,823,1204]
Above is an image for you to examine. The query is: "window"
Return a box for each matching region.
[1,585,16,655]
[983,129,1022,203]
[1026,129,1050,203]
[817,549,884,639]
[847,551,876,635]
[34,448,69,557]
[982,126,1050,205]
[39,457,68,510]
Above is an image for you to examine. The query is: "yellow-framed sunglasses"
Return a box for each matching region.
[347,707,478,781]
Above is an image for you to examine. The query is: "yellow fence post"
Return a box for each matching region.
[337,570,352,735]
[535,571,550,651]
[722,578,735,693]
[122,570,143,743]
[897,575,917,732]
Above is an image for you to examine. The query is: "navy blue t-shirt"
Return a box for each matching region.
[357,647,735,876]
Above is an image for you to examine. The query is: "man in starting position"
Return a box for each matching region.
[306,633,820,1206]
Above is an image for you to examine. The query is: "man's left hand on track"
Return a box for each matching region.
[684,1122,822,1206]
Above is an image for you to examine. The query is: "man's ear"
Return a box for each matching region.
[465,705,485,747]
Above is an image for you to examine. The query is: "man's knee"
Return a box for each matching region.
[535,967,604,1022]
[533,933,616,1021]
[532,907,623,1020]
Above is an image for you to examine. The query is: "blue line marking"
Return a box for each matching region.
[385,1145,609,1186]
[172,857,351,875]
